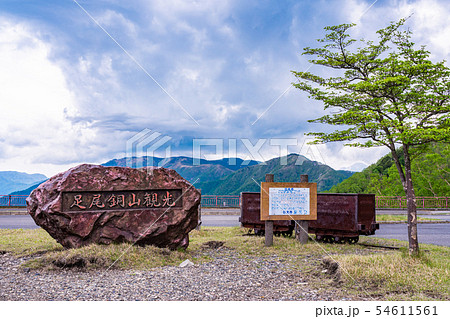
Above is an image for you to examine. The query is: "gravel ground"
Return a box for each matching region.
[0,248,361,301]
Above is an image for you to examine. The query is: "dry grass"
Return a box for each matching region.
[334,246,450,300]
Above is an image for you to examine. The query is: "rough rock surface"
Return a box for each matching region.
[27,164,200,249]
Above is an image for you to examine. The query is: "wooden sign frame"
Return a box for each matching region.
[260,182,317,221]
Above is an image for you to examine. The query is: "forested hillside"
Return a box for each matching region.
[328,143,450,196]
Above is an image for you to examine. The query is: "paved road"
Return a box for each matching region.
[373,223,450,247]
[377,209,450,216]
[1,214,449,247]
[201,215,241,227]
[0,215,38,229]
[427,215,450,222]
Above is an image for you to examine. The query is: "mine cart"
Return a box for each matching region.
[239,192,379,243]
[311,193,379,244]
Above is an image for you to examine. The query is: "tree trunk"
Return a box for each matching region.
[389,147,406,188]
[403,145,419,256]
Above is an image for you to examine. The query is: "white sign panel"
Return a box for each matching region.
[269,187,310,216]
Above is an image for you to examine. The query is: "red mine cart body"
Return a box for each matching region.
[310,193,379,243]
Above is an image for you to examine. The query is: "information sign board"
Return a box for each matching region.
[261,182,317,221]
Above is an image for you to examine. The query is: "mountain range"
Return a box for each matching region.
[103,156,260,184]
[6,143,447,197]
[0,171,47,195]
[103,154,353,194]
[3,154,353,195]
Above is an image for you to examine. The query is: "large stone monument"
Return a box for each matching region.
[27,164,200,249]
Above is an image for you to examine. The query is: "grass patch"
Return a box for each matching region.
[334,245,450,300]
[24,243,194,270]
[189,227,376,258]
[0,229,62,255]
[376,215,439,222]
[0,227,448,300]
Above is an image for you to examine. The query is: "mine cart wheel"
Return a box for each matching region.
[274,231,281,237]
[282,230,293,237]
[334,236,342,243]
[323,236,334,243]
[346,237,359,244]
[254,229,264,236]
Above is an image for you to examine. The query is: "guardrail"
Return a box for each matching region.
[201,195,241,208]
[1,194,449,209]
[0,195,28,207]
[376,196,449,209]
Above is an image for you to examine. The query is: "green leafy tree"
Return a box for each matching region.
[292,18,450,255]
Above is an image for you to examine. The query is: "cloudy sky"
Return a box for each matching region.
[1,0,449,177]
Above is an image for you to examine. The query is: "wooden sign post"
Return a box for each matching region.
[261,174,317,246]
[297,175,310,244]
[264,174,274,247]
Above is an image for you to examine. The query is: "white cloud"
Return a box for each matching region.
[320,144,389,171]
[401,0,450,58]
[337,0,450,60]
[97,9,138,37]
[140,0,236,48]
[0,20,100,176]
[145,0,234,23]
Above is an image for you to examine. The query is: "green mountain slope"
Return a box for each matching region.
[328,143,450,196]
[196,154,354,194]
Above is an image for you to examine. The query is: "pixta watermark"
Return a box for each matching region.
[126,129,327,169]
[126,129,172,174]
